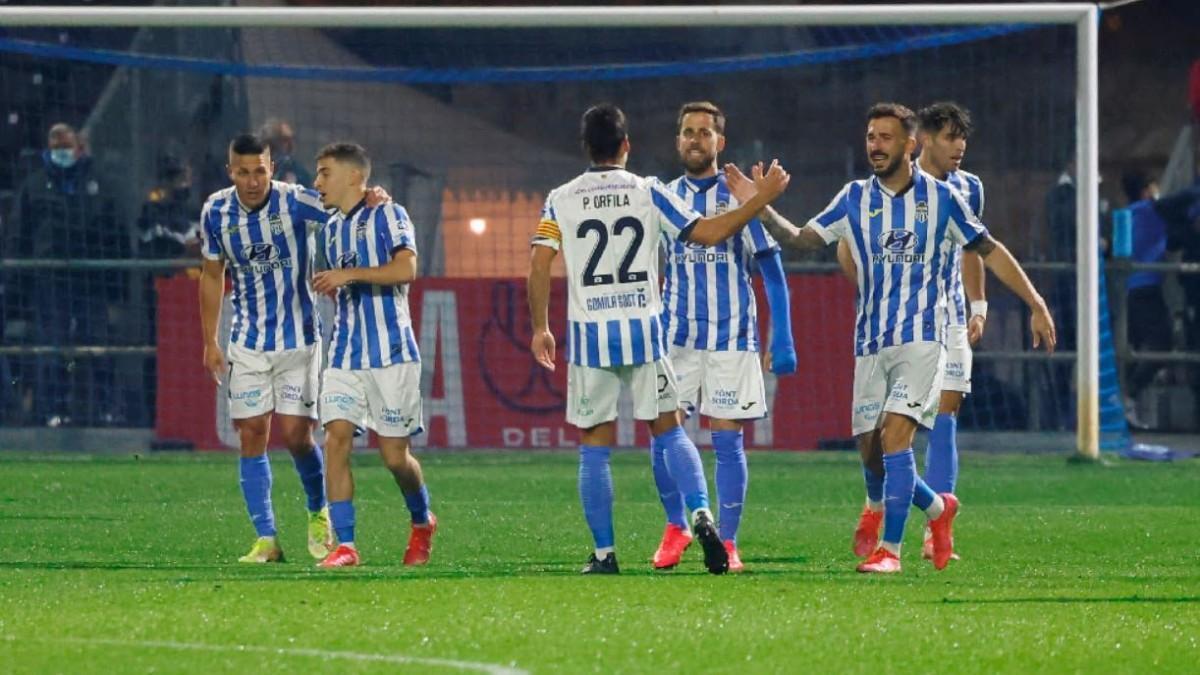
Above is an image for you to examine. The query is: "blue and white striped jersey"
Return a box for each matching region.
[532,167,702,368]
[318,201,420,370]
[200,181,328,352]
[661,174,778,352]
[943,169,985,327]
[809,168,988,356]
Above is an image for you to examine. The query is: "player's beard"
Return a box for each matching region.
[871,152,905,179]
[681,147,716,175]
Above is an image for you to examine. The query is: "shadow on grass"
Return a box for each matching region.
[0,561,232,571]
[0,557,845,582]
[0,514,122,521]
[936,595,1200,605]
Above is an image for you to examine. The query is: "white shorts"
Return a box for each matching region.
[851,342,946,436]
[942,324,973,394]
[227,343,318,420]
[670,345,767,420]
[320,362,424,438]
[566,358,679,429]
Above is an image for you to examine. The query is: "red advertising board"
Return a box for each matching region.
[156,275,854,450]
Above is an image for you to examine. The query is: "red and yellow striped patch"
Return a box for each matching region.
[535,219,561,241]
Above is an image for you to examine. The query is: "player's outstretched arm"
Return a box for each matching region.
[313,249,417,295]
[685,160,790,246]
[527,245,557,371]
[723,163,825,251]
[966,234,1056,352]
[198,258,227,384]
[962,250,987,345]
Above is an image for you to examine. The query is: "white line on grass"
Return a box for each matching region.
[1,635,529,675]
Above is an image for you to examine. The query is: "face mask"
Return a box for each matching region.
[49,148,77,169]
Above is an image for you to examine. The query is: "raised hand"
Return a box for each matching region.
[364,185,391,208]
[751,159,790,202]
[723,162,757,203]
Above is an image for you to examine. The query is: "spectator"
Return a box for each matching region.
[1163,174,1200,430]
[137,151,200,259]
[4,122,122,426]
[1119,170,1173,427]
[259,118,312,186]
[1046,160,1078,264]
[136,149,201,427]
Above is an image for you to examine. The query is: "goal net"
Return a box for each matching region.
[0,3,1100,453]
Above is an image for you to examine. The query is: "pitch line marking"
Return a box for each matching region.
[1,635,529,675]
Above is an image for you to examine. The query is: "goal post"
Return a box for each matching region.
[0,4,1100,457]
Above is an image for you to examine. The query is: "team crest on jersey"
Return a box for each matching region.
[355,221,368,240]
[338,251,358,268]
[268,213,284,235]
[914,201,929,223]
[714,201,729,214]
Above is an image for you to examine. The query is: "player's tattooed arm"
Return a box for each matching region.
[966,233,1056,352]
[723,163,824,251]
[757,206,827,251]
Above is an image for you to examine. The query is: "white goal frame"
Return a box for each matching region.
[0,4,1101,459]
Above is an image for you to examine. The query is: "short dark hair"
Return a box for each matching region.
[918,101,973,138]
[1121,169,1153,204]
[867,102,917,137]
[229,133,269,157]
[316,142,371,177]
[677,101,725,134]
[581,103,628,163]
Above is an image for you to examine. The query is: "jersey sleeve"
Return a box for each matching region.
[974,176,986,219]
[531,192,562,251]
[946,186,989,247]
[199,200,224,261]
[647,178,702,241]
[806,184,853,244]
[376,204,417,256]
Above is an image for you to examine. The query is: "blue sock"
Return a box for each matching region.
[650,436,688,529]
[863,466,884,505]
[924,413,959,494]
[579,445,614,549]
[712,430,747,544]
[291,445,326,513]
[329,499,356,545]
[403,484,431,525]
[239,455,276,537]
[656,426,710,513]
[882,449,916,547]
[911,475,937,512]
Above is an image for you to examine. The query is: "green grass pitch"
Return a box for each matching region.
[0,450,1196,673]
